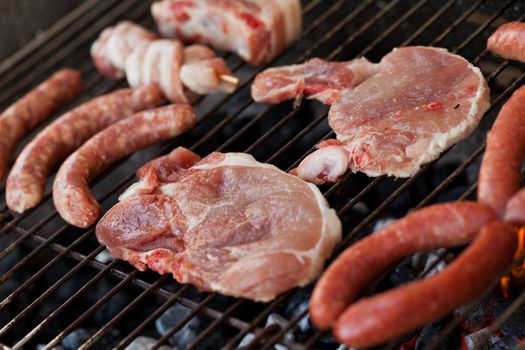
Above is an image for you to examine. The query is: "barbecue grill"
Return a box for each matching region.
[1,0,525,349]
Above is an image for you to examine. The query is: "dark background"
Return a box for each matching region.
[0,0,80,60]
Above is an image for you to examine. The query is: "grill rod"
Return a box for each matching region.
[2,0,520,348]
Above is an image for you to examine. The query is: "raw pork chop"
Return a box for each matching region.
[96,148,341,302]
[296,46,490,183]
[251,58,379,104]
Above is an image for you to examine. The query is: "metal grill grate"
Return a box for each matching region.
[1,0,525,349]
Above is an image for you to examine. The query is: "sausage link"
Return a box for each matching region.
[0,69,82,181]
[334,220,515,347]
[309,201,498,329]
[487,21,525,63]
[478,85,525,217]
[6,85,162,213]
[53,104,196,228]
[505,187,525,225]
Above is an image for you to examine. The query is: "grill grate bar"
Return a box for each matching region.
[453,0,514,54]
[113,285,191,350]
[424,254,525,350]
[399,0,457,47]
[0,230,99,314]
[237,7,525,347]
[1,1,524,349]
[43,269,140,349]
[220,296,288,350]
[326,0,403,61]
[7,225,252,341]
[78,276,171,350]
[0,3,371,329]
[5,244,104,348]
[0,0,113,78]
[18,260,119,350]
[0,0,341,280]
[186,299,245,350]
[0,0,333,234]
[192,0,373,151]
[429,0,484,46]
[0,0,149,107]
[359,0,430,57]
[151,294,217,349]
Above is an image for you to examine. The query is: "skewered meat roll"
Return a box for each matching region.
[91,21,237,103]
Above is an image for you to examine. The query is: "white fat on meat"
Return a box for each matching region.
[91,21,157,79]
[96,150,341,302]
[296,46,490,182]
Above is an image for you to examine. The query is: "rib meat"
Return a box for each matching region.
[296,46,490,182]
[96,149,341,301]
[151,0,302,65]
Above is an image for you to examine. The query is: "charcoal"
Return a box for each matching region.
[415,323,442,350]
[389,260,417,287]
[37,345,64,350]
[237,333,256,349]
[155,304,200,347]
[94,249,114,264]
[124,336,171,350]
[420,248,451,278]
[458,295,495,333]
[93,281,132,325]
[495,297,525,339]
[464,327,500,350]
[351,202,369,216]
[283,288,311,333]
[372,217,395,232]
[61,328,91,350]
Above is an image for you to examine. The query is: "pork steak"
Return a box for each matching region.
[96,148,342,302]
[296,46,490,183]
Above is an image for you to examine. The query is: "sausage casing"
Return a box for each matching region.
[310,201,498,329]
[6,85,162,213]
[478,85,525,217]
[334,220,515,347]
[53,104,196,228]
[0,69,82,181]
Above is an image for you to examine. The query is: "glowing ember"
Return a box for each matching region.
[500,227,525,297]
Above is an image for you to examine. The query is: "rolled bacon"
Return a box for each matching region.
[91,21,237,103]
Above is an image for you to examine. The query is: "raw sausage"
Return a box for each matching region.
[6,84,162,213]
[53,104,196,228]
[487,21,525,63]
[333,220,515,347]
[0,69,82,181]
[478,85,525,217]
[505,188,525,225]
[310,201,498,329]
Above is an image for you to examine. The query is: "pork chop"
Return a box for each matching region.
[96,148,341,302]
[296,46,490,183]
